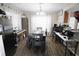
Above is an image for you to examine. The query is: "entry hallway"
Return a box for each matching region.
[14,36,65,56]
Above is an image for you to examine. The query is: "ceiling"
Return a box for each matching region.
[7,3,73,14]
[68,4,79,12]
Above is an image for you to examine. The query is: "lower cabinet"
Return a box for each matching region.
[3,33,17,56]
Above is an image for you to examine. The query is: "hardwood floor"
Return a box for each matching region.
[46,37,65,56]
[14,36,65,56]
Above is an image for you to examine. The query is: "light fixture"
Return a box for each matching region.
[40,11,46,15]
[36,12,40,15]
[36,3,46,15]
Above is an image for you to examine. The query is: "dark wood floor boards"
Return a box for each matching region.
[14,36,65,56]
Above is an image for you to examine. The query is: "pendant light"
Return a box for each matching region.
[36,3,46,15]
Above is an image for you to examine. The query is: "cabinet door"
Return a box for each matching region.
[22,17,28,32]
[64,11,69,23]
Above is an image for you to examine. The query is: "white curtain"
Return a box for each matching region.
[68,17,77,29]
[30,15,51,33]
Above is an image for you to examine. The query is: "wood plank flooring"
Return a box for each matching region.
[14,36,65,56]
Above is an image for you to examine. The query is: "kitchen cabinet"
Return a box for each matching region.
[3,32,17,56]
[64,11,69,23]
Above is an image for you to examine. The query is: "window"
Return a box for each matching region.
[30,15,51,33]
[68,17,76,29]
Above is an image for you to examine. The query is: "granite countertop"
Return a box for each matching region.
[0,29,25,35]
[0,30,13,35]
[55,31,79,42]
[15,30,26,35]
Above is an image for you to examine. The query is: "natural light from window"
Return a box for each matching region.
[30,15,51,33]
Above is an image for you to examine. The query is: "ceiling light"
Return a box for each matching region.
[36,11,46,15]
[36,3,46,15]
[36,12,40,15]
[40,11,46,15]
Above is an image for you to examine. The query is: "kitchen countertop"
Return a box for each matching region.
[54,31,79,56]
[0,29,26,35]
[55,31,79,42]
[15,30,26,35]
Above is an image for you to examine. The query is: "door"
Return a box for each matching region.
[21,17,28,33]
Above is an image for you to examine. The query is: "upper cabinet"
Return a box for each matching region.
[64,11,69,23]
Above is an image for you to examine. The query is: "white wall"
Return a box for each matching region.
[57,10,64,26]
[51,13,58,27]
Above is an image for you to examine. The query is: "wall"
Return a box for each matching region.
[51,13,58,27]
[57,11,64,26]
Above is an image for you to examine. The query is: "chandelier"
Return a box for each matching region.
[36,3,46,15]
